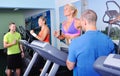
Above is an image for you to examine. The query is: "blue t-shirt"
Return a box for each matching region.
[68,30,115,76]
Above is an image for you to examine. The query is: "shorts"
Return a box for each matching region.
[7,53,22,69]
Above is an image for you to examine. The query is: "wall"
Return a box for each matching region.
[24,9,48,18]
[0,0,55,9]
[23,9,49,30]
[0,10,25,49]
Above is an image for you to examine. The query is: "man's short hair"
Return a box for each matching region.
[9,22,16,26]
[81,9,97,23]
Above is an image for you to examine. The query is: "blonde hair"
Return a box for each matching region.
[65,4,78,17]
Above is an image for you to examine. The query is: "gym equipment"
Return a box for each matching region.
[19,26,35,58]
[19,26,34,42]
[104,54,120,69]
[19,40,68,76]
[103,0,120,36]
[103,0,120,54]
[94,54,120,76]
[94,1,120,75]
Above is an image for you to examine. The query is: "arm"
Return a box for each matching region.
[66,59,75,70]
[110,15,120,24]
[20,44,23,52]
[57,34,65,40]
[66,42,76,70]
[18,33,24,58]
[3,40,16,48]
[30,30,37,37]
[54,21,66,40]
[20,44,24,58]
[54,31,65,40]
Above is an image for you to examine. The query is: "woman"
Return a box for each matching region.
[54,4,81,45]
[30,16,50,43]
[30,16,50,73]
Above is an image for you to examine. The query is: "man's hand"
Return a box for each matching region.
[21,52,24,58]
[12,40,17,45]
[66,59,75,71]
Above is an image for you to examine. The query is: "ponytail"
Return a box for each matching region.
[73,8,78,17]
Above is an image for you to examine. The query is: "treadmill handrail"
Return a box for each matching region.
[29,41,67,66]
[103,1,120,25]
[20,40,68,66]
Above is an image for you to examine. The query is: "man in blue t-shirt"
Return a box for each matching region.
[66,9,115,76]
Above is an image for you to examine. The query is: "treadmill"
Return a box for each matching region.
[94,54,120,76]
[19,40,68,76]
[102,0,120,54]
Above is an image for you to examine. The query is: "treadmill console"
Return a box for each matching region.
[103,54,120,70]
[31,40,48,48]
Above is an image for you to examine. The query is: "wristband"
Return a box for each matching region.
[32,33,37,37]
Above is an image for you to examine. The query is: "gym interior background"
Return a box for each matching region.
[0,0,120,76]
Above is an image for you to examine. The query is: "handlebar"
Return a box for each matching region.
[106,1,120,12]
[103,1,120,24]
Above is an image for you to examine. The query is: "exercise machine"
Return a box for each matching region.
[19,40,68,76]
[103,0,120,54]
[94,54,120,76]
[93,1,120,76]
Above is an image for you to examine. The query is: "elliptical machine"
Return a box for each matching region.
[94,1,120,76]
[103,0,120,54]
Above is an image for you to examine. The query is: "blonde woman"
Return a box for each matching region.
[54,4,81,45]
